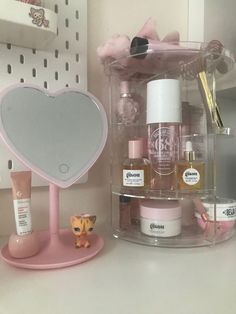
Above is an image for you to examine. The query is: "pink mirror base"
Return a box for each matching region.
[1,229,104,270]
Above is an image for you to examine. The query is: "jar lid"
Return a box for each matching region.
[140,200,181,220]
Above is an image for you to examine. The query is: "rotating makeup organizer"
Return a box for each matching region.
[105,40,236,247]
[0,85,108,269]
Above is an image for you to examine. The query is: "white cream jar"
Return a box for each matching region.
[140,200,182,237]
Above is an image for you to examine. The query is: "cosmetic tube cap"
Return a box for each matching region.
[128,139,143,159]
[146,79,181,124]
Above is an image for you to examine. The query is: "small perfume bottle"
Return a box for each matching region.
[176,141,205,190]
[116,81,140,124]
[122,139,150,189]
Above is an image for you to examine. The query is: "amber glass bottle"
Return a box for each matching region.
[122,139,150,189]
[176,141,205,190]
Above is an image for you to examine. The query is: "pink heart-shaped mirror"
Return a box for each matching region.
[0,84,108,188]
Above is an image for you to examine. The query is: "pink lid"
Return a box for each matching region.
[140,200,182,220]
[136,137,148,158]
[128,139,144,159]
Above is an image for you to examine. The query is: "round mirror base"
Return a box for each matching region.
[1,229,104,270]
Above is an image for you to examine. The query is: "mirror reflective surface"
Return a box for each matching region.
[0,85,108,188]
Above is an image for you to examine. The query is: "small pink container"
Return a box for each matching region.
[140,200,182,237]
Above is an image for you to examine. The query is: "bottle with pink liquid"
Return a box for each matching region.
[147,79,181,190]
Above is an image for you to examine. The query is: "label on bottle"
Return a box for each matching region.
[182,168,200,185]
[195,205,236,221]
[123,170,144,187]
[149,126,179,175]
[140,218,181,237]
[13,198,32,235]
[195,200,236,221]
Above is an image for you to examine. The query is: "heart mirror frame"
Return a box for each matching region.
[0,84,108,269]
[0,84,108,188]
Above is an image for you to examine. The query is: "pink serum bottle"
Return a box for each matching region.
[122,139,150,190]
[147,79,181,190]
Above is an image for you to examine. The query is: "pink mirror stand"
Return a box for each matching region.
[0,85,108,269]
[1,183,104,269]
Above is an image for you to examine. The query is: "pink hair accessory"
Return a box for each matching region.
[97,34,130,64]
[97,17,180,66]
[136,17,179,43]
[96,17,201,80]
[162,31,180,43]
[136,17,159,40]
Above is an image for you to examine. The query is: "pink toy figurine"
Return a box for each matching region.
[70,214,96,248]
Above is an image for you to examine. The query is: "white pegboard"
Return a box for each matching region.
[0,0,87,91]
[0,0,88,188]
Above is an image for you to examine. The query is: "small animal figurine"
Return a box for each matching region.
[29,7,49,28]
[70,214,96,248]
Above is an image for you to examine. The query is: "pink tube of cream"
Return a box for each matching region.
[8,171,40,258]
[11,171,32,235]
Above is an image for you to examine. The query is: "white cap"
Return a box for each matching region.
[146,79,182,124]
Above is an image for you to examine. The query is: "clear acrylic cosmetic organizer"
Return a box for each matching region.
[105,41,236,247]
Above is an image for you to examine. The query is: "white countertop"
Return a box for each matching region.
[1,231,236,314]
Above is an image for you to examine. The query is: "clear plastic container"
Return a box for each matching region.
[105,41,235,247]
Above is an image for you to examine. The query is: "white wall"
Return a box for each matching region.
[0,0,189,236]
[204,0,236,52]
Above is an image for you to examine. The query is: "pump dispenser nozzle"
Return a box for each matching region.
[184,141,196,162]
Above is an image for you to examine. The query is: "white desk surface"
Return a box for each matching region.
[1,232,236,314]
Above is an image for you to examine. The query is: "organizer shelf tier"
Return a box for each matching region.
[106,41,236,248]
[0,0,58,49]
